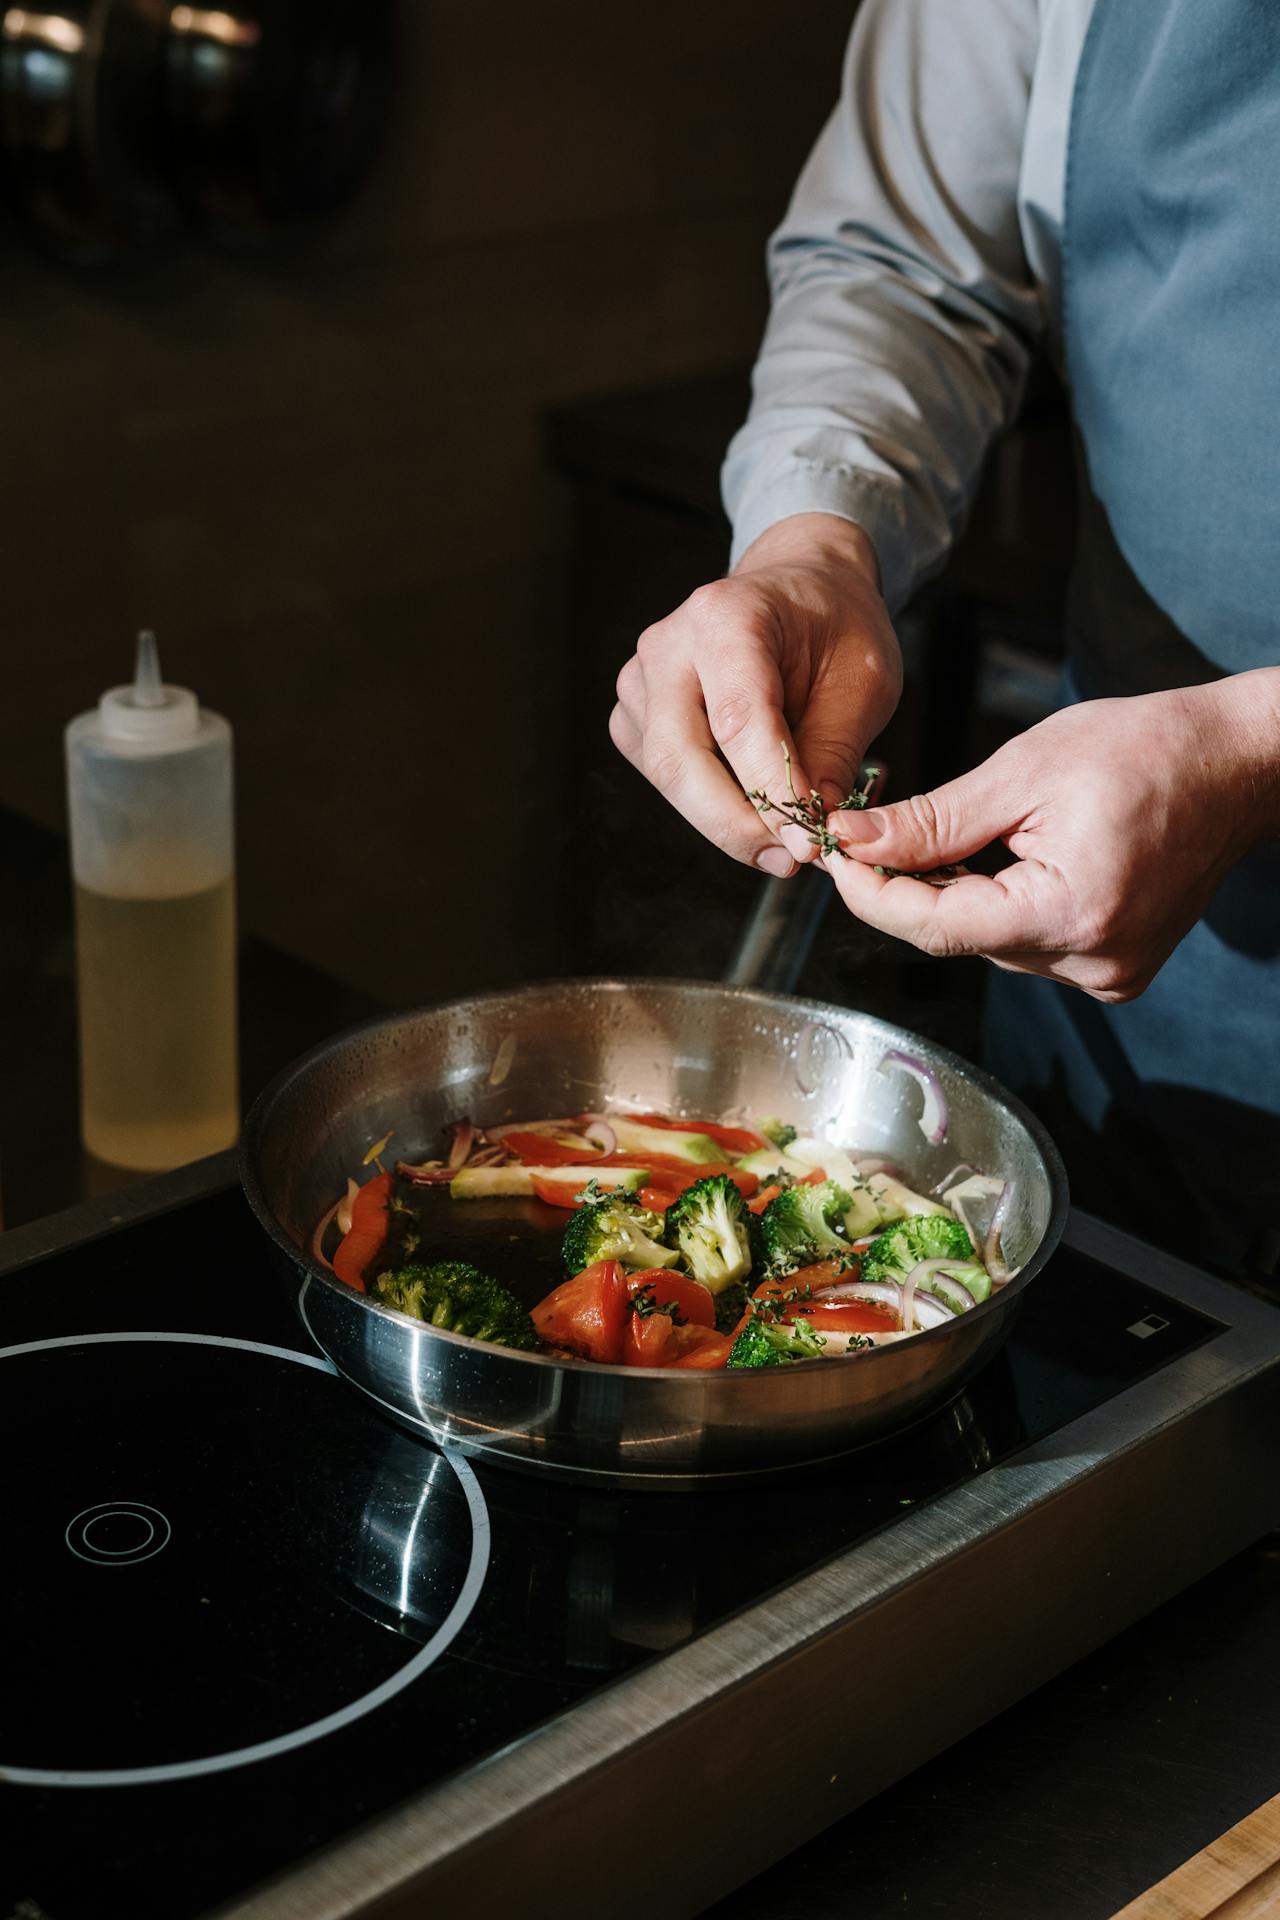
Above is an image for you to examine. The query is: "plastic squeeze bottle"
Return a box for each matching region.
[65,632,238,1171]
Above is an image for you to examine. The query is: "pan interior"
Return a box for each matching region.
[248,978,1061,1299]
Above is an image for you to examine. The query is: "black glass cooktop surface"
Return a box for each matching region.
[0,1185,1222,1920]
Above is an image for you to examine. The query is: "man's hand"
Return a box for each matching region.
[609,514,902,876]
[820,672,1280,1001]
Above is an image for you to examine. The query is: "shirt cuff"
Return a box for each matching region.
[722,459,920,614]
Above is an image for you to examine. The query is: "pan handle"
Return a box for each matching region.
[723,754,888,993]
[722,868,831,995]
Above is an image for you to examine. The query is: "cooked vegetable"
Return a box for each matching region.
[734,1146,812,1181]
[373,1260,537,1349]
[531,1258,630,1363]
[664,1173,754,1294]
[878,1049,949,1145]
[726,1315,828,1368]
[627,1269,717,1329]
[607,1117,724,1165]
[451,1163,646,1200]
[712,1280,749,1334]
[759,1117,797,1150]
[332,1171,394,1293]
[759,1179,854,1274]
[562,1189,680,1276]
[841,1171,952,1239]
[860,1215,974,1286]
[625,1112,767,1157]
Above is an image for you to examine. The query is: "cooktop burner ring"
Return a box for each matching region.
[0,1331,492,1791]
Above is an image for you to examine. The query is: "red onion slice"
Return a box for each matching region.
[932,1160,980,1197]
[310,1195,345,1271]
[907,1292,953,1330]
[902,1257,977,1328]
[581,1116,618,1155]
[922,1270,978,1314]
[447,1120,475,1171]
[983,1181,1015,1283]
[486,1117,576,1142]
[396,1159,456,1185]
[335,1176,360,1237]
[878,1049,949,1145]
[850,1156,906,1181]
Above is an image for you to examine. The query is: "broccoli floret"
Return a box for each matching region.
[373,1261,537,1350]
[860,1214,974,1284]
[562,1193,680,1276]
[759,1179,854,1274]
[759,1117,798,1150]
[726,1315,827,1368]
[664,1174,753,1294]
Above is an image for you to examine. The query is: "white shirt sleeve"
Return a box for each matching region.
[722,0,1047,613]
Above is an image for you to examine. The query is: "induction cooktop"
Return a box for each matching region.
[2,1156,1279,1920]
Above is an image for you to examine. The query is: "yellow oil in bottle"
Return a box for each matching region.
[73,873,239,1171]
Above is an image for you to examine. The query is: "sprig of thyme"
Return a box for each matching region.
[748,744,881,858]
[749,743,962,886]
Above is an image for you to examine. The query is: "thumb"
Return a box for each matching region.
[831,762,1017,870]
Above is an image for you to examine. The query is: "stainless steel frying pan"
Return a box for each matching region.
[241,953,1067,1487]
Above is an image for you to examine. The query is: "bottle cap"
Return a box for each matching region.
[98,632,200,745]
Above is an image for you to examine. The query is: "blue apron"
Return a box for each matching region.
[985,0,1280,1270]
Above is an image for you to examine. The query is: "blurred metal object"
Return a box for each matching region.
[241,979,1067,1488]
[0,0,177,265]
[163,0,396,242]
[724,868,831,994]
[0,0,394,263]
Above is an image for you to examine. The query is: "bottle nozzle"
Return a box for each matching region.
[97,630,199,745]
[134,630,165,709]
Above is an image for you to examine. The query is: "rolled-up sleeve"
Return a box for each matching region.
[723,0,1045,613]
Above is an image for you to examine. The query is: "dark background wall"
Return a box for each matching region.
[0,1,859,1006]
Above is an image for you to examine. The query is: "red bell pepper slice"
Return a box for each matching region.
[530,1171,647,1209]
[331,1171,394,1293]
[625,1113,767,1156]
[747,1183,783,1215]
[503,1132,595,1166]
[642,1163,760,1199]
[531,1259,629,1364]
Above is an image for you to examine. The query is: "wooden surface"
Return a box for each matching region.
[1111,1793,1280,1919]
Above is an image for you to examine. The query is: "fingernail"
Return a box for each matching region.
[756,845,795,878]
[778,825,813,863]
[831,811,879,847]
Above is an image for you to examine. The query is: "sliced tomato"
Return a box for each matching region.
[331,1171,393,1292]
[643,1162,760,1199]
[747,1182,782,1216]
[783,1300,898,1334]
[668,1327,734,1369]
[626,1268,716,1329]
[531,1259,629,1364]
[623,1310,677,1367]
[638,1185,674,1212]
[625,1113,767,1156]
